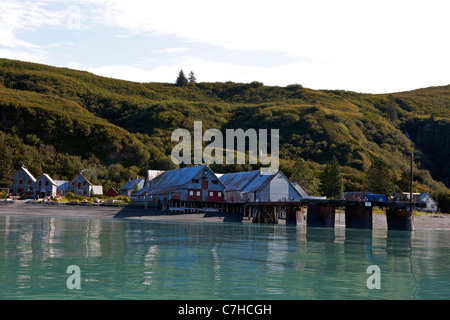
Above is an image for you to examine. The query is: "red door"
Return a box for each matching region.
[202,180,208,189]
[208,191,224,202]
[188,189,202,201]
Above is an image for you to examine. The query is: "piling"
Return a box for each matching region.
[306,203,335,228]
[286,206,304,226]
[345,206,373,229]
[386,208,415,231]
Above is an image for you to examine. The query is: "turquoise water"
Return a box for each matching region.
[0,214,450,300]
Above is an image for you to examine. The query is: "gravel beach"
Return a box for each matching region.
[1,200,450,230]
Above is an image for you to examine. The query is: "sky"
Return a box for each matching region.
[0,0,449,94]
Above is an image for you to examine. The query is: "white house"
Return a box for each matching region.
[71,172,103,196]
[9,165,36,196]
[29,174,58,198]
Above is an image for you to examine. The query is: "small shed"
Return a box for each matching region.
[106,187,119,197]
[54,180,71,197]
[120,178,144,197]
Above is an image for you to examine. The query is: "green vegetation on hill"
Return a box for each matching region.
[0,58,449,209]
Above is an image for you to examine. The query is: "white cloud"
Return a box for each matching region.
[0,0,448,92]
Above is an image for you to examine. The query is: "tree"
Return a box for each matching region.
[290,158,320,196]
[0,144,13,188]
[175,69,188,87]
[396,170,411,192]
[188,71,196,83]
[366,157,393,194]
[320,156,343,198]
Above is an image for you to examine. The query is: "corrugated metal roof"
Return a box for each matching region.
[120,178,144,191]
[240,172,276,193]
[292,182,309,197]
[134,165,208,196]
[54,181,70,190]
[218,171,260,191]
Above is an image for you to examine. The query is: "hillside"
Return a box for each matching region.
[0,58,449,198]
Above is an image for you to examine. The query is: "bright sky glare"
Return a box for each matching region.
[0,0,449,93]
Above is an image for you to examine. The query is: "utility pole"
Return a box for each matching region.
[410,152,414,209]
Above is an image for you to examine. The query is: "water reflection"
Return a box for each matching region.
[0,215,449,299]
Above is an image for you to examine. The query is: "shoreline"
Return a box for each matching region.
[1,201,450,230]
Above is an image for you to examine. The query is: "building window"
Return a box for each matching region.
[45,181,49,187]
[218,192,222,197]
[19,180,23,185]
[38,181,42,186]
[212,180,219,185]
[209,191,214,196]
[189,190,194,196]
[196,191,201,196]
[192,179,199,184]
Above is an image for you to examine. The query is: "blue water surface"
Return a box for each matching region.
[0,215,449,299]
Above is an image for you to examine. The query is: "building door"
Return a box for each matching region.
[202,180,208,189]
[188,189,202,201]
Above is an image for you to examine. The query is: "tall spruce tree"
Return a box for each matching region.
[320,156,343,199]
[366,157,393,194]
[188,71,197,83]
[175,69,188,87]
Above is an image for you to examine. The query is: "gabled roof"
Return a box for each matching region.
[39,174,57,186]
[218,171,260,192]
[120,178,144,191]
[220,170,307,200]
[71,173,93,186]
[12,166,36,182]
[135,165,215,196]
[240,172,277,193]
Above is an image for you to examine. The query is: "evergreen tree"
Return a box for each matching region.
[396,170,411,192]
[320,156,343,198]
[188,71,197,83]
[290,158,319,196]
[175,69,188,87]
[0,144,13,187]
[366,157,393,194]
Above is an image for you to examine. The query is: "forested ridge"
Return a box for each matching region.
[0,58,449,207]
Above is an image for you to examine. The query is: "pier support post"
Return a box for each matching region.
[286,206,304,226]
[345,206,373,229]
[253,205,278,224]
[286,206,296,225]
[386,208,415,231]
[306,204,335,228]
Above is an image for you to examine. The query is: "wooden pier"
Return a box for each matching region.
[152,198,424,231]
[246,199,424,231]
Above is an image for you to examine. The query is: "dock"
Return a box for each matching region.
[160,198,424,231]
